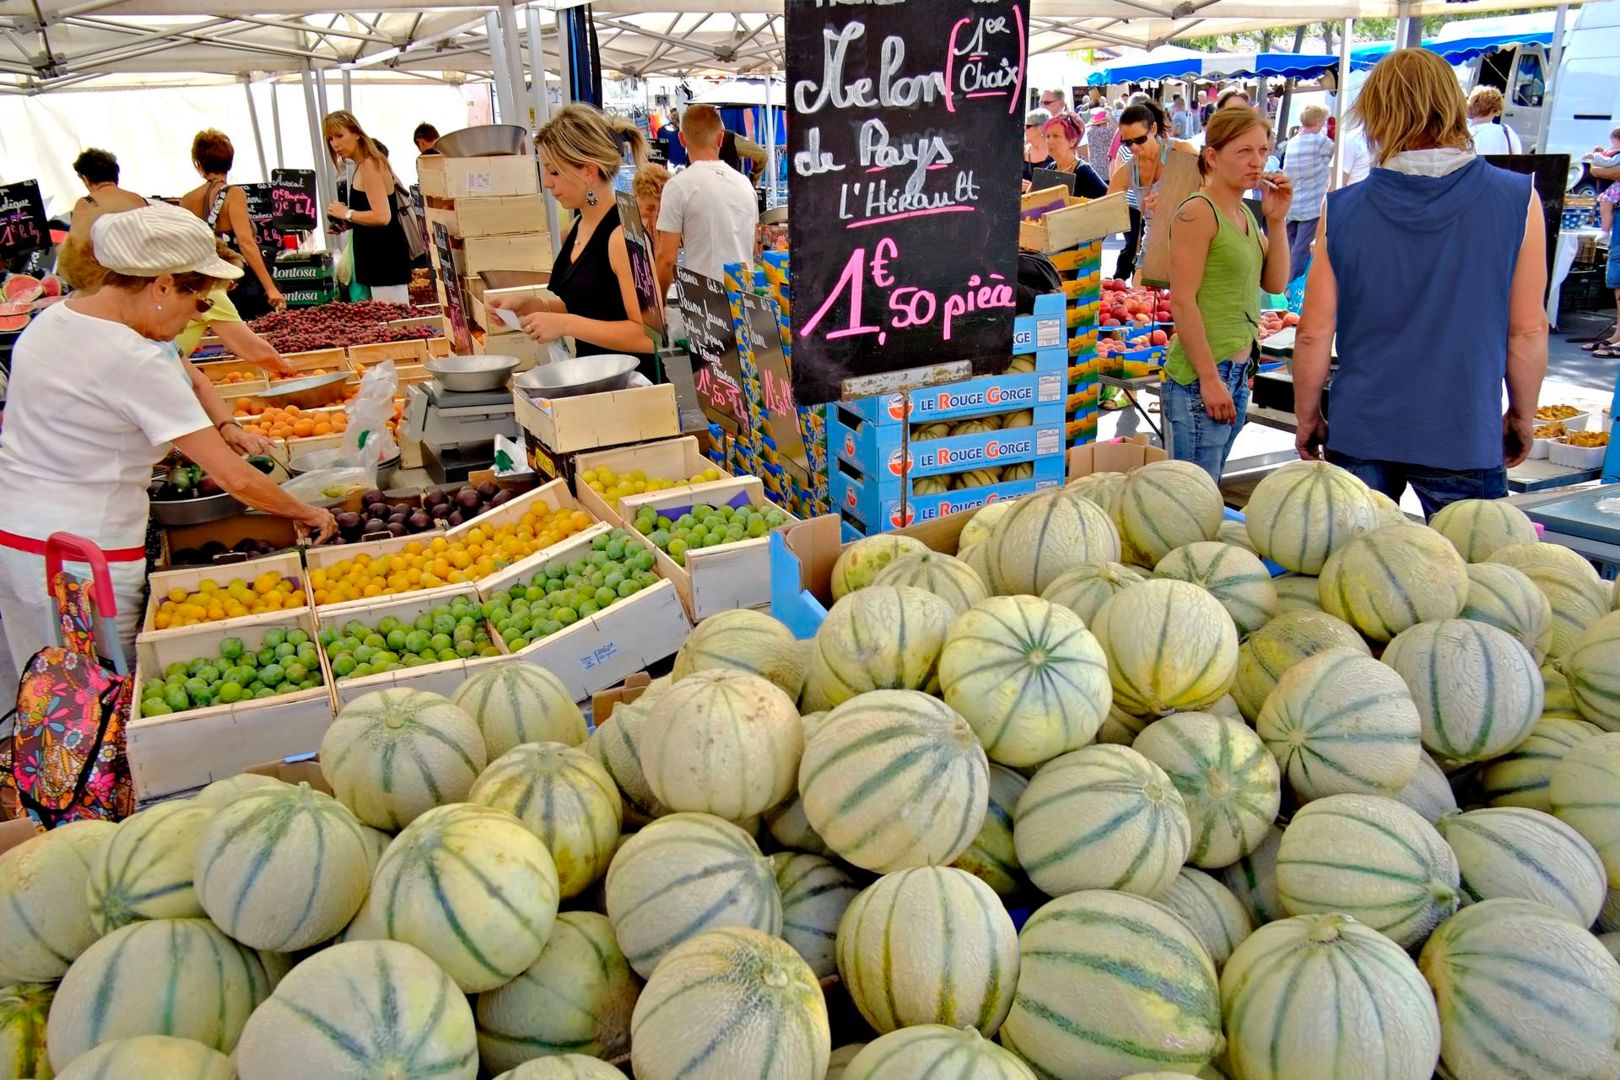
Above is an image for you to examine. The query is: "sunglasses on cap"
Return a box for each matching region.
[1122,133,1152,147]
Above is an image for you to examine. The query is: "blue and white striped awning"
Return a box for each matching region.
[1350,31,1554,70]
[1087,51,1340,86]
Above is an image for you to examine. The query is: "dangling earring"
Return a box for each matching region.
[585,188,598,207]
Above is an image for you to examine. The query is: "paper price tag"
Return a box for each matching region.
[467,172,494,194]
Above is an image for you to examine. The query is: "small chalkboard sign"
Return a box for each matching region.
[1031,168,1076,195]
[270,168,318,231]
[674,265,748,434]
[741,293,810,480]
[432,222,471,355]
[0,180,49,259]
[615,190,667,348]
[786,0,1029,404]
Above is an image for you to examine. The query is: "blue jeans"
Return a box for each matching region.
[1326,450,1507,519]
[1163,360,1251,483]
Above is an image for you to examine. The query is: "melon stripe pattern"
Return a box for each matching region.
[194,773,290,810]
[319,688,488,830]
[1486,542,1609,658]
[1219,517,1259,554]
[585,698,672,827]
[492,1054,625,1079]
[798,690,989,873]
[88,800,212,934]
[831,534,929,599]
[1256,648,1422,800]
[1013,744,1191,898]
[673,609,808,698]
[193,783,371,952]
[1419,898,1620,1080]
[773,853,859,981]
[357,803,560,993]
[985,488,1123,595]
[1319,526,1469,643]
[1219,826,1286,926]
[950,763,1029,897]
[844,1025,1036,1080]
[475,911,639,1074]
[1430,498,1539,562]
[1241,460,1377,575]
[57,1035,236,1080]
[1091,578,1239,718]
[1109,460,1225,567]
[604,812,782,979]
[451,665,586,759]
[1564,610,1620,731]
[1544,661,1582,717]
[1383,618,1543,762]
[836,866,1019,1036]
[1393,752,1460,824]
[0,820,114,984]
[939,596,1112,768]
[1549,731,1620,886]
[234,940,477,1080]
[1039,562,1147,625]
[1065,470,1126,508]
[1435,806,1607,925]
[629,928,830,1080]
[872,551,989,616]
[470,742,623,900]
[1000,890,1223,1079]
[1159,867,1254,969]
[805,586,957,708]
[0,983,51,1080]
[1221,913,1441,1080]
[1232,608,1370,722]
[1480,716,1603,811]
[1462,562,1554,663]
[45,918,270,1072]
[1272,574,1324,613]
[1276,794,1460,948]
[960,500,1015,553]
[1153,541,1279,635]
[828,1043,866,1080]
[1133,711,1281,868]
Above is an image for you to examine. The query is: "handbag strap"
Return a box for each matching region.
[204,182,231,229]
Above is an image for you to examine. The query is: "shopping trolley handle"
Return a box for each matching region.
[43,533,119,617]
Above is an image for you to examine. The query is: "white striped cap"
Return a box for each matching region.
[90,200,243,279]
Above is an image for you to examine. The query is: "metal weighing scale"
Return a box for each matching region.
[403,380,519,484]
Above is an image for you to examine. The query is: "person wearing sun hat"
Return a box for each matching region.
[0,201,337,675]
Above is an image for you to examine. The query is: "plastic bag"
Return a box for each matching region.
[337,361,400,466]
[281,466,374,503]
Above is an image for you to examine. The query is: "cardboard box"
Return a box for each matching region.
[829,409,1066,482]
[591,671,650,726]
[0,818,42,854]
[244,757,331,793]
[513,383,680,457]
[831,456,1064,536]
[418,155,541,200]
[461,233,554,275]
[424,194,548,239]
[1065,433,1167,478]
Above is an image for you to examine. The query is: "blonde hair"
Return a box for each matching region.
[680,103,725,147]
[536,103,649,182]
[1468,85,1506,120]
[322,110,385,167]
[1199,108,1272,178]
[1300,104,1329,127]
[1353,49,1471,164]
[632,163,671,208]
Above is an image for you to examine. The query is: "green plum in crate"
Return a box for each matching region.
[632,502,790,566]
[482,528,662,650]
[321,598,500,681]
[139,625,323,715]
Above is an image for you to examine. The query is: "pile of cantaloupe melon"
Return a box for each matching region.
[4,458,1620,1080]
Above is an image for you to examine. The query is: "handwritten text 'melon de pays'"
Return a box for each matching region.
[792,21,1019,226]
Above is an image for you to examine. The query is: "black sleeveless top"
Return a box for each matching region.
[549,203,655,378]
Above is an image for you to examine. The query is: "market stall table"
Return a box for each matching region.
[1513,483,1620,569]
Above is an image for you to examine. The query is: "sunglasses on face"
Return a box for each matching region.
[189,293,214,315]
[1122,133,1152,147]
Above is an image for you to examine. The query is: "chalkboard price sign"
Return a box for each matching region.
[0,180,49,258]
[786,0,1028,404]
[270,169,319,230]
[616,191,667,347]
[741,293,810,479]
[674,265,748,433]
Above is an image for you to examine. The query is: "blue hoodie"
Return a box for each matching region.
[1323,157,1531,471]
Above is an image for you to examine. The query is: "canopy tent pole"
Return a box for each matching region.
[1395,0,1422,49]
[314,69,337,212]
[553,10,574,104]
[526,3,561,257]
[765,74,778,207]
[1535,2,1567,153]
[486,11,513,124]
[1333,17,1353,187]
[499,0,527,131]
[300,66,327,244]
[270,76,284,170]
[341,68,351,113]
[242,76,269,181]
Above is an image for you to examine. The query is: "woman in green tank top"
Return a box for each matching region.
[1162,109,1296,483]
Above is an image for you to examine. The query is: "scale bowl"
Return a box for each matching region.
[426,355,521,392]
[434,125,532,158]
[149,488,245,527]
[287,447,401,490]
[249,371,353,410]
[514,354,639,399]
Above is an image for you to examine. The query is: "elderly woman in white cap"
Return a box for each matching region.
[0,202,337,671]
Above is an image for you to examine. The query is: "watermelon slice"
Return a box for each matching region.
[2,274,43,305]
[39,275,61,298]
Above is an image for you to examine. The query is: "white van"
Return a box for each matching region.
[1541,0,1620,193]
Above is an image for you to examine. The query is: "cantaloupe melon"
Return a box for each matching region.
[1242,460,1378,575]
[836,866,1019,1035]
[1431,498,1539,562]
[1319,526,1469,642]
[585,697,671,827]
[871,550,988,616]
[1276,794,1460,948]
[87,800,211,933]
[1368,487,1410,528]
[1272,574,1324,613]
[352,803,559,992]
[193,782,370,951]
[939,595,1111,767]
[491,1055,625,1079]
[320,688,488,830]
[1160,867,1253,969]
[1217,517,1259,553]
[451,665,586,759]
[1393,752,1460,823]
[235,940,477,1080]
[773,853,858,980]
[827,1044,866,1080]
[1232,608,1370,721]
[1419,898,1620,1080]
[1039,561,1146,624]
[1133,711,1281,868]
[56,1035,234,1080]
[1218,825,1285,927]
[1065,470,1126,509]
[831,534,929,599]
[1436,806,1606,924]
[983,488,1122,594]
[1222,913,1441,1080]
[1013,744,1191,898]
[1544,660,1581,716]
[762,715,833,858]
[1109,460,1225,567]
[641,669,801,820]
[1486,542,1609,658]
[469,742,622,899]
[1000,889,1223,1079]
[804,585,957,708]
[1480,715,1603,811]
[1564,610,1620,731]
[1153,541,1278,635]
[1462,561,1555,662]
[1549,731,1620,885]
[0,982,51,1080]
[629,928,829,1080]
[1091,579,1239,717]
[958,499,1016,553]
[958,537,996,596]
[950,762,1028,897]
[475,911,639,1073]
[672,609,807,697]
[46,918,269,1071]
[193,773,290,810]
[798,690,988,873]
[1383,618,1543,761]
[843,1026,1035,1080]
[605,812,781,978]
[0,820,114,984]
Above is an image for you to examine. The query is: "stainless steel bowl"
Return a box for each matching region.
[150,489,245,527]
[514,354,639,398]
[434,125,532,158]
[478,269,552,291]
[426,355,521,392]
[249,371,353,410]
[287,447,401,490]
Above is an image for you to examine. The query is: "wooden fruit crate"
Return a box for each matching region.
[322,586,504,706]
[573,436,735,528]
[141,551,305,638]
[349,340,430,367]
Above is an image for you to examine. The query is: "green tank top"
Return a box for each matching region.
[1164,192,1264,386]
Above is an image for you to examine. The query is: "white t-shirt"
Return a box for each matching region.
[656,160,759,282]
[1340,132,1372,186]
[0,304,210,547]
[1469,120,1522,156]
